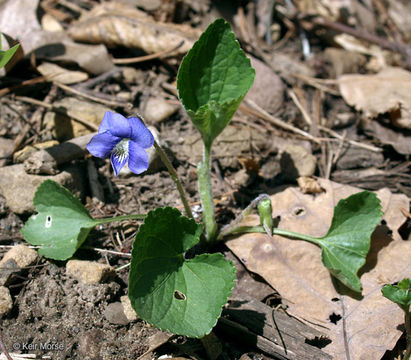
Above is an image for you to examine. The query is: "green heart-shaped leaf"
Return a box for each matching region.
[21,180,98,260]
[177,18,255,147]
[128,207,236,337]
[313,191,383,292]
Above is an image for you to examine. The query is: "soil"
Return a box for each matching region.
[0,1,410,359]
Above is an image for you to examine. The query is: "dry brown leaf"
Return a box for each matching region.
[339,67,411,129]
[68,2,201,56]
[226,179,410,360]
[362,118,411,155]
[0,0,113,75]
[37,62,88,84]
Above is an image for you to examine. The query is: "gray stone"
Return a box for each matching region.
[104,302,129,325]
[335,145,385,170]
[0,245,37,286]
[245,56,284,114]
[0,259,19,286]
[120,295,139,321]
[0,163,84,214]
[280,144,317,180]
[0,286,12,317]
[230,169,251,188]
[144,97,179,124]
[0,244,37,268]
[66,260,115,284]
[43,97,110,140]
[0,137,13,166]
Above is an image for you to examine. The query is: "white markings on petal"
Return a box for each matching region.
[112,138,130,164]
[45,215,52,228]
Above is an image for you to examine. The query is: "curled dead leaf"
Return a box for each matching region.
[68,6,201,56]
[339,67,411,130]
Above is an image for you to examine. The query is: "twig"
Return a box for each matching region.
[241,99,321,144]
[0,76,47,97]
[15,96,99,131]
[54,82,128,108]
[371,0,404,44]
[75,67,122,90]
[319,125,382,153]
[112,41,185,64]
[288,88,312,125]
[298,13,411,66]
[82,246,131,258]
[291,73,340,95]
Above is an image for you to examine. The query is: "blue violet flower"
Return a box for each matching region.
[87,111,154,177]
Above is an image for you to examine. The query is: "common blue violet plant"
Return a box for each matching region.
[86,111,154,177]
[21,19,384,339]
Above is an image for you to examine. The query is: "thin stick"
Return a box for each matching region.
[82,246,131,258]
[291,73,340,95]
[241,99,321,144]
[0,76,47,97]
[112,41,185,64]
[15,96,99,131]
[306,15,411,60]
[288,88,312,125]
[153,141,193,219]
[54,82,128,107]
[319,125,382,153]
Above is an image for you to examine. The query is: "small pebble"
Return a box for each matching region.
[66,260,115,284]
[0,286,12,317]
[0,244,37,268]
[120,295,139,321]
[104,302,129,325]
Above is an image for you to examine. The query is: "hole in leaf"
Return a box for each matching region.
[305,336,332,349]
[293,207,305,216]
[329,313,342,324]
[174,290,186,301]
[45,215,52,228]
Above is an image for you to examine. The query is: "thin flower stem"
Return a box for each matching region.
[198,143,217,242]
[95,214,145,225]
[153,140,193,219]
[115,262,131,272]
[218,194,271,240]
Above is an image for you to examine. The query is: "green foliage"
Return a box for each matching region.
[177,18,255,147]
[0,35,19,68]
[128,207,236,338]
[382,278,411,310]
[310,191,383,292]
[21,180,99,260]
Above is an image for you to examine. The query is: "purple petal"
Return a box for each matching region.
[128,141,150,174]
[87,132,121,158]
[110,150,128,177]
[99,111,132,138]
[128,117,154,148]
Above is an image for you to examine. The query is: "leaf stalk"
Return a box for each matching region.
[154,140,193,219]
[198,143,217,242]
